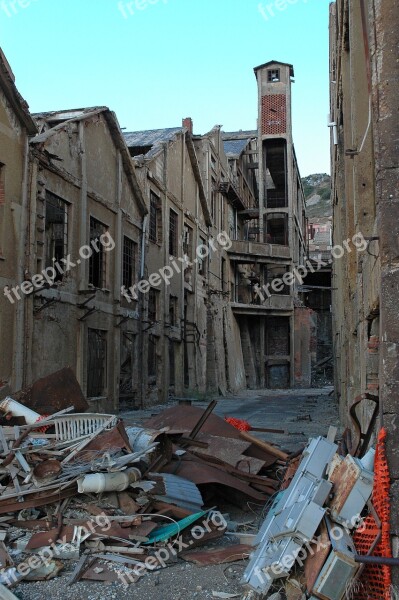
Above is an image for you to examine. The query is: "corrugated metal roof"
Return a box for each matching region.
[152,472,203,512]
[123,127,183,158]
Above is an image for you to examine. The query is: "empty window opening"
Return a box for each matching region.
[148,288,158,323]
[267,69,280,82]
[169,340,176,388]
[89,217,107,288]
[265,213,288,245]
[169,209,178,257]
[169,295,178,326]
[265,265,290,294]
[148,335,158,382]
[183,224,193,261]
[45,191,68,280]
[198,236,207,276]
[87,328,107,397]
[264,139,287,208]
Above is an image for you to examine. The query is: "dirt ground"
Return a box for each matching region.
[12,387,339,600]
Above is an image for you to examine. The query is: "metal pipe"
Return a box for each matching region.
[355,555,399,567]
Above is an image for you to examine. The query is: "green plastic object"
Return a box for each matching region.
[144,510,207,544]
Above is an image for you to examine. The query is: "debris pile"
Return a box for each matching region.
[0,382,287,593]
[241,428,394,600]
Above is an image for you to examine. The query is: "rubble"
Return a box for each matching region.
[0,378,391,599]
[0,388,285,594]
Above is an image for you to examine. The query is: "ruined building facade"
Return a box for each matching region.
[330,0,399,571]
[0,51,316,410]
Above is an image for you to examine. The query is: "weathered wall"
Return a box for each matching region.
[0,65,36,392]
[330,0,399,581]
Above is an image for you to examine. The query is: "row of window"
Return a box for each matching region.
[44,189,210,292]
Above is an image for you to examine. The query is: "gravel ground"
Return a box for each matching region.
[11,388,338,600]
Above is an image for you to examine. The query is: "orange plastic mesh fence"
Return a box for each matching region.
[352,428,392,599]
[224,417,251,432]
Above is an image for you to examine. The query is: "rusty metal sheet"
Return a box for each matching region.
[145,405,278,467]
[14,367,88,414]
[145,406,243,440]
[180,544,252,566]
[195,434,251,466]
[77,422,132,459]
[328,455,361,515]
[304,520,331,592]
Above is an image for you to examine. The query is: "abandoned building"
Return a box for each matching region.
[329,0,399,581]
[0,50,331,410]
[0,50,37,394]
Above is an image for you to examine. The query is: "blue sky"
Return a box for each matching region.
[0,0,331,176]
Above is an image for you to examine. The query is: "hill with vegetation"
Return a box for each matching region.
[302,173,332,218]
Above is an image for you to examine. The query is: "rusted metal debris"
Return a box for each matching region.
[0,391,288,591]
[180,544,252,566]
[13,367,89,414]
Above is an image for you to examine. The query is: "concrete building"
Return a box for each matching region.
[2,104,147,412]
[329,0,399,574]
[248,60,309,388]
[0,50,37,393]
[123,123,213,403]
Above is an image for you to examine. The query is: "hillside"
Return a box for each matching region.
[302,173,332,218]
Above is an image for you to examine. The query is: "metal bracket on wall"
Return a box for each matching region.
[78,306,98,321]
[115,315,130,328]
[34,298,58,314]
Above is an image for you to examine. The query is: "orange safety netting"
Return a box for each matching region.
[352,427,392,599]
[224,417,251,431]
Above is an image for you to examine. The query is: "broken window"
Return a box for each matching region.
[149,191,161,243]
[122,236,136,290]
[267,69,280,82]
[148,288,158,323]
[169,295,178,326]
[198,236,207,276]
[265,264,290,294]
[265,213,288,245]
[169,209,178,257]
[148,334,157,381]
[89,217,107,288]
[87,328,107,397]
[45,191,68,280]
[183,224,193,261]
[169,339,175,388]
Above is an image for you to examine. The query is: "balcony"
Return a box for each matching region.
[231,294,293,315]
[227,239,291,261]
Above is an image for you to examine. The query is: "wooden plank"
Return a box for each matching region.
[238,431,288,461]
